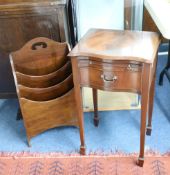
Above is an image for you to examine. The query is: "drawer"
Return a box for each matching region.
[78,59,142,93]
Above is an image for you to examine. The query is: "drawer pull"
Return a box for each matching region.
[127,64,139,71]
[101,74,118,82]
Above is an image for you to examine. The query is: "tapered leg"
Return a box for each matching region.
[27,137,31,147]
[137,64,150,167]
[75,87,86,154]
[159,69,166,85]
[159,40,170,85]
[16,108,23,120]
[71,58,86,155]
[146,77,155,136]
[92,88,99,127]
[147,55,158,136]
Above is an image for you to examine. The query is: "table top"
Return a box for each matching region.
[144,0,170,39]
[68,29,160,64]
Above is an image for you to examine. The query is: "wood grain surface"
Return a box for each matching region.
[68,29,160,64]
[11,37,70,75]
[16,61,72,88]
[18,74,73,101]
[0,0,74,99]
[20,89,78,140]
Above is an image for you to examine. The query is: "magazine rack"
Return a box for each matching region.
[10,37,78,146]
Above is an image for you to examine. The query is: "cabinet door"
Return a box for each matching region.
[0,6,64,52]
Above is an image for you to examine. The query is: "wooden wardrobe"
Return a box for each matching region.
[0,0,77,99]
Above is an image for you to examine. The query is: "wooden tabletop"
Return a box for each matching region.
[68,29,161,64]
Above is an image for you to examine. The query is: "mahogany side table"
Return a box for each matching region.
[68,29,160,167]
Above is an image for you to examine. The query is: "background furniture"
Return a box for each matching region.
[69,29,160,167]
[143,0,170,85]
[10,37,78,145]
[0,0,77,99]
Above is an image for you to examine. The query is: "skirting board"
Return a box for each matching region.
[83,87,141,112]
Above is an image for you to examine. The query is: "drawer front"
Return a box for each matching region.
[78,60,142,93]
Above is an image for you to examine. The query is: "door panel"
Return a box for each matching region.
[0,10,61,52]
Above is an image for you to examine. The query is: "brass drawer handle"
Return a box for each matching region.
[101,74,118,82]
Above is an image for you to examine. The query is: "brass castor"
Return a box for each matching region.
[94,117,99,127]
[136,158,144,167]
[146,126,152,136]
[80,145,86,155]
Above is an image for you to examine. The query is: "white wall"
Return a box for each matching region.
[76,0,124,39]
[132,0,144,30]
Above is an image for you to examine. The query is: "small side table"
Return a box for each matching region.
[68,29,160,167]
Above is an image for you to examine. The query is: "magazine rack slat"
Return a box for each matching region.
[18,74,74,101]
[16,61,72,88]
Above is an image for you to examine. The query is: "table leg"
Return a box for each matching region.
[16,107,23,120]
[137,64,150,167]
[159,41,170,85]
[92,88,99,127]
[146,75,155,136]
[71,58,86,155]
[27,136,31,147]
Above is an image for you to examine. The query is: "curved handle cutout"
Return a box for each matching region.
[31,42,47,50]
